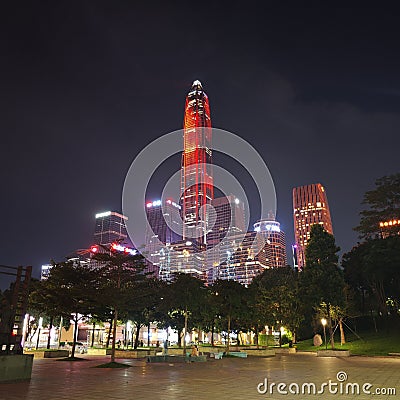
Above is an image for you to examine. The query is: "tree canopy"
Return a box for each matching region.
[355,173,400,239]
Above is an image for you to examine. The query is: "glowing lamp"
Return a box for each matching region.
[90,245,98,253]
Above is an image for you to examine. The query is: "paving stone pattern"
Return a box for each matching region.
[0,354,399,400]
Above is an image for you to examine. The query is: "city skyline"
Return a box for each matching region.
[1,3,400,288]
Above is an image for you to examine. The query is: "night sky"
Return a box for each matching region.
[1,2,400,288]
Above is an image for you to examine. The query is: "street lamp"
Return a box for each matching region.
[321,318,327,350]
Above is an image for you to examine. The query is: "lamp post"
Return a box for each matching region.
[321,318,327,350]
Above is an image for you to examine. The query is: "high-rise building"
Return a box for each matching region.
[206,195,246,283]
[181,80,213,243]
[145,199,182,277]
[158,240,206,282]
[254,217,287,269]
[207,195,246,244]
[94,211,130,247]
[215,231,264,286]
[293,183,333,269]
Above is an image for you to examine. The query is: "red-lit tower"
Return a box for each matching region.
[181,80,213,243]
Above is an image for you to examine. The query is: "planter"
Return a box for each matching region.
[0,354,34,382]
[87,348,107,355]
[244,349,276,357]
[24,350,69,358]
[114,350,156,358]
[275,348,297,354]
[317,350,350,357]
[44,350,69,358]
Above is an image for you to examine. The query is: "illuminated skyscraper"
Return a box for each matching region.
[181,80,213,243]
[206,195,246,283]
[94,211,131,246]
[254,217,287,269]
[293,183,333,269]
[145,199,182,277]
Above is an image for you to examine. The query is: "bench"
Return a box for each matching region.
[186,355,207,362]
[210,352,224,359]
[228,351,247,358]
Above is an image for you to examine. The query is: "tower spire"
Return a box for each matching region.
[181,81,213,243]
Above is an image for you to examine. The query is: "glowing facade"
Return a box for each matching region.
[293,183,333,269]
[379,219,400,238]
[215,232,264,286]
[145,199,182,277]
[181,80,213,243]
[254,217,287,269]
[206,195,246,283]
[94,211,130,246]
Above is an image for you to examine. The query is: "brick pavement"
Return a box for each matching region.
[0,354,399,400]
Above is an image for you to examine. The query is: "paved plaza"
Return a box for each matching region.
[0,353,399,400]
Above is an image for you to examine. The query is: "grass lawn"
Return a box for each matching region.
[295,330,400,356]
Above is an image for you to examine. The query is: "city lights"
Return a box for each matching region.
[95,211,112,219]
[379,219,400,227]
[111,243,137,255]
[90,245,99,253]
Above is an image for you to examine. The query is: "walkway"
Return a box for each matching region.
[1,354,399,399]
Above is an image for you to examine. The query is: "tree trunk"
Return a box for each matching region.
[211,322,215,347]
[183,308,188,356]
[226,315,231,354]
[255,327,259,349]
[91,322,95,347]
[111,308,118,362]
[327,303,335,349]
[176,328,182,347]
[46,316,53,350]
[57,316,63,349]
[134,324,141,349]
[338,318,346,345]
[71,316,79,358]
[106,319,113,349]
[147,324,150,346]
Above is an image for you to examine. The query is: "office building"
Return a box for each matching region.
[158,240,206,282]
[94,211,130,247]
[214,231,264,286]
[206,195,246,283]
[293,183,333,269]
[145,199,182,277]
[254,216,287,269]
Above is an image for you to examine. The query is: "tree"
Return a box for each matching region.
[343,236,400,321]
[211,279,247,354]
[92,246,147,363]
[40,261,100,358]
[126,278,166,349]
[251,267,303,345]
[161,273,205,355]
[28,278,64,349]
[302,224,345,349]
[355,173,400,239]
